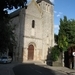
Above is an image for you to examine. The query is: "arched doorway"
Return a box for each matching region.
[28,45,34,60]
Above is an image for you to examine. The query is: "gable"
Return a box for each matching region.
[26,0,42,18]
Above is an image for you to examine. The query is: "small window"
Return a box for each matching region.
[46,4,48,11]
[32,20,35,28]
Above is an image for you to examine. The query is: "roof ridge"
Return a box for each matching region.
[37,0,53,5]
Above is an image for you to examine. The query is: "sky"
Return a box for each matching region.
[8,0,75,35]
[53,0,75,34]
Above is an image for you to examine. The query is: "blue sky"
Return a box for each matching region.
[8,0,75,35]
[53,0,75,34]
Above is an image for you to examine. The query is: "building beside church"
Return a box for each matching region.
[10,0,54,63]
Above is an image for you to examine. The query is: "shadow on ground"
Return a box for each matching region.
[13,64,55,75]
[13,63,57,75]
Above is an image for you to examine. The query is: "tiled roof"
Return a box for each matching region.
[9,9,21,18]
[37,0,53,5]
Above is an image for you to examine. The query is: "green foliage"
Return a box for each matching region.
[54,34,58,44]
[58,16,75,49]
[0,0,27,9]
[0,0,27,20]
[0,0,27,53]
[67,19,75,45]
[58,35,68,51]
[51,46,60,61]
[0,18,16,53]
[58,16,69,51]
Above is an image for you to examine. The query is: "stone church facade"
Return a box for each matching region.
[10,0,54,63]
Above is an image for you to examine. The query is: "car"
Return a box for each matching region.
[0,56,12,63]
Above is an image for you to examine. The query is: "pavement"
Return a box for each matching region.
[0,61,75,75]
[0,63,15,75]
[43,66,75,75]
[34,62,75,75]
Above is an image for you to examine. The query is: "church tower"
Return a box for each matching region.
[37,0,54,60]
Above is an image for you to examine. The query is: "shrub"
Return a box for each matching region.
[51,46,60,61]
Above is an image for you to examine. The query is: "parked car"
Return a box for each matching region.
[0,56,12,63]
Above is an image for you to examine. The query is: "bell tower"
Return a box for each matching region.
[37,0,53,11]
[37,0,54,60]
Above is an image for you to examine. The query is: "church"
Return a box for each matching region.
[10,0,54,63]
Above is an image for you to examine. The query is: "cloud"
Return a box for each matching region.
[56,12,63,17]
[54,11,57,13]
[57,14,61,17]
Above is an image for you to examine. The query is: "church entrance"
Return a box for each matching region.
[28,45,34,60]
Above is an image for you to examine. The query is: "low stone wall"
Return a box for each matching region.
[53,61,62,66]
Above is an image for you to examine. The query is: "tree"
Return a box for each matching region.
[54,34,58,44]
[50,46,60,61]
[58,35,68,67]
[58,16,75,46]
[0,0,27,54]
[58,16,75,67]
[58,16,69,67]
[0,18,16,53]
[66,19,75,45]
[0,0,27,20]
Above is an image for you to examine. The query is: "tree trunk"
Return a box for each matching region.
[62,51,64,67]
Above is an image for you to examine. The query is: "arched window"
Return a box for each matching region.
[32,20,35,28]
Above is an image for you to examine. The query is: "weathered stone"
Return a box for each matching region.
[10,0,54,63]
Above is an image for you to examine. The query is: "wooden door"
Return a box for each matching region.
[28,45,34,60]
